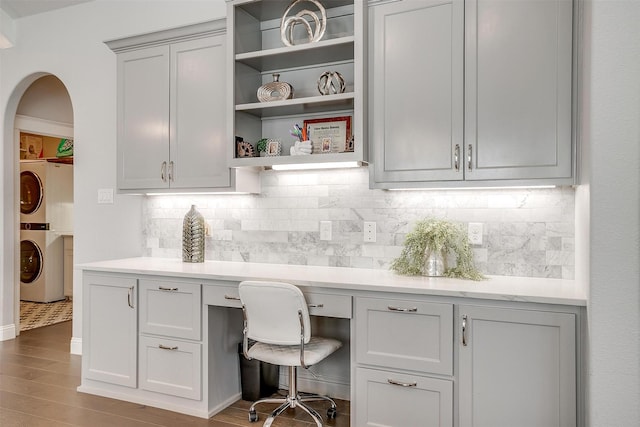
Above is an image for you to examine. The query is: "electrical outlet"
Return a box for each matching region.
[468,222,483,245]
[364,221,376,243]
[320,221,332,241]
[97,188,114,204]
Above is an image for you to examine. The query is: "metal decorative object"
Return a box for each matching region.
[317,71,345,95]
[280,0,327,47]
[257,73,293,102]
[182,205,205,263]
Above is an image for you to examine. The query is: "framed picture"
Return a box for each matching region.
[303,116,352,154]
[266,139,282,156]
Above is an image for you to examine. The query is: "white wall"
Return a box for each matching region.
[17,75,74,124]
[586,0,640,424]
[0,0,227,344]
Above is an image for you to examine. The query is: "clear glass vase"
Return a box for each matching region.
[182,205,205,263]
[424,248,446,277]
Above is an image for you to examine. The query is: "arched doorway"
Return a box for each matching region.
[1,73,74,338]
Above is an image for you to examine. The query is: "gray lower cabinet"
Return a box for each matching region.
[138,279,203,401]
[370,0,575,188]
[354,296,454,426]
[458,305,577,427]
[355,367,453,427]
[83,273,137,387]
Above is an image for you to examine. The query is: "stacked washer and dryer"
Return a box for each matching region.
[20,160,73,302]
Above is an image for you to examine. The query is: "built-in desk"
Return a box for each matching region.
[78,257,587,426]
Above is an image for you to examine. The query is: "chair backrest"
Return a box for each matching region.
[238,281,311,346]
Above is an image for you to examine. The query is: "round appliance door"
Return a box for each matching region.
[20,239,43,284]
[20,171,44,215]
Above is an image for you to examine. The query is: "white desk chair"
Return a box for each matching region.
[238,280,342,427]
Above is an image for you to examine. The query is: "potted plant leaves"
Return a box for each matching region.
[256,138,269,157]
[391,218,485,281]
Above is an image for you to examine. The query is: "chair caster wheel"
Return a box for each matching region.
[248,409,258,422]
[327,407,337,419]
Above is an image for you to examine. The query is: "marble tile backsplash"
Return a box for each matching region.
[142,168,575,279]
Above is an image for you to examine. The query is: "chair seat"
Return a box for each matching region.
[247,337,342,367]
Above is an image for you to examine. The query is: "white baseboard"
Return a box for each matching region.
[70,337,82,355]
[0,323,17,341]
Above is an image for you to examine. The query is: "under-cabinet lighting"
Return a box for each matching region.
[145,192,252,196]
[272,161,361,171]
[387,185,557,191]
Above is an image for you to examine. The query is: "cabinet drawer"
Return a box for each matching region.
[203,283,352,318]
[139,279,201,340]
[139,335,201,400]
[355,297,453,375]
[202,282,242,308]
[355,367,453,427]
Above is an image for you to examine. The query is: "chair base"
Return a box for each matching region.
[248,366,337,427]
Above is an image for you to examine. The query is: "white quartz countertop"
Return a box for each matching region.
[78,257,587,306]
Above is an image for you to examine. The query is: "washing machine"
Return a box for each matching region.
[20,160,73,302]
[20,229,65,302]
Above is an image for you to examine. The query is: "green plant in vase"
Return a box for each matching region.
[391,218,485,281]
[256,138,269,156]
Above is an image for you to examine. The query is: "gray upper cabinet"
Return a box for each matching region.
[369,0,464,187]
[370,0,575,188]
[107,20,259,193]
[465,0,574,182]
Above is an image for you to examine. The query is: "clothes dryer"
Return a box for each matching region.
[20,160,73,229]
[20,229,64,302]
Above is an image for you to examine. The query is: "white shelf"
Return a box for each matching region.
[236,36,355,72]
[236,93,354,118]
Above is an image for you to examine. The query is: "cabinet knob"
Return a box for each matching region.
[158,286,179,291]
[169,161,174,182]
[127,286,134,309]
[308,304,324,308]
[467,144,473,171]
[454,144,460,171]
[161,161,167,182]
[224,295,240,301]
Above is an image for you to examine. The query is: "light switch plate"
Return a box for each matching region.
[97,188,114,204]
[320,221,332,241]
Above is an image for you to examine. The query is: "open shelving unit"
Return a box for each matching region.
[227,0,366,169]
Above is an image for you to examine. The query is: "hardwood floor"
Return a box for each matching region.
[0,321,350,426]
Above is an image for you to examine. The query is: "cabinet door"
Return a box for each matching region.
[458,306,576,427]
[355,367,453,427]
[117,46,170,190]
[370,0,464,187]
[465,0,573,181]
[82,273,137,387]
[356,297,453,375]
[139,279,201,340]
[170,34,230,189]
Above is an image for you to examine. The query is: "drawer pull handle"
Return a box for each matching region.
[159,344,178,350]
[127,286,134,309]
[158,286,178,291]
[462,314,468,346]
[308,304,324,308]
[224,295,240,301]
[387,306,417,312]
[388,379,417,388]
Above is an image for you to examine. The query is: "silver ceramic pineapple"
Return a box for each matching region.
[182,205,205,263]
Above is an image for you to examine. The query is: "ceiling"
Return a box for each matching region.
[1,0,93,19]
